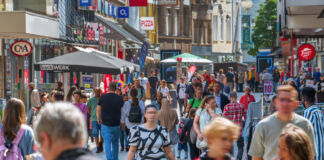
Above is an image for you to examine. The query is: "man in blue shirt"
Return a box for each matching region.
[302,87,323,160]
[313,68,322,82]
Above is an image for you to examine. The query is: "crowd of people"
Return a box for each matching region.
[0,67,323,160]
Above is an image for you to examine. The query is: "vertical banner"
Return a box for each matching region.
[263,81,273,95]
[241,15,252,49]
[187,65,197,82]
[138,42,148,75]
[104,74,112,93]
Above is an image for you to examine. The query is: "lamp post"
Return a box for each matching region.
[241,0,253,13]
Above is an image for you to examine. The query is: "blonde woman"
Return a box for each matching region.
[158,80,171,104]
[193,95,222,150]
[196,117,240,160]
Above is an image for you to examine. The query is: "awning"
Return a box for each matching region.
[95,14,142,44]
[0,11,59,39]
[161,53,213,64]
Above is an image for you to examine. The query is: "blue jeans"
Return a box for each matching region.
[101,125,120,160]
[120,130,127,148]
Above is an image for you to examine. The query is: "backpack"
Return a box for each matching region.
[128,103,142,123]
[0,125,27,160]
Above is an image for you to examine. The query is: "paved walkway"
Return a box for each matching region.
[90,92,264,159]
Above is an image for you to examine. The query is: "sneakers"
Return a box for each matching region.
[95,147,101,153]
[120,147,124,152]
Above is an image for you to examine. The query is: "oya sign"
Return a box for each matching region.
[297,44,316,61]
[140,17,154,30]
[10,40,33,57]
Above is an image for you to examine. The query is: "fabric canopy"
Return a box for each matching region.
[34,48,139,75]
[161,53,213,64]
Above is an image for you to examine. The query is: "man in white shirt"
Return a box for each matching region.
[177,77,187,116]
[139,72,148,92]
[29,82,41,109]
[262,68,273,81]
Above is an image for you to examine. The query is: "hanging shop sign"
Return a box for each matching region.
[129,0,147,6]
[140,17,154,30]
[78,0,97,10]
[10,40,33,57]
[118,7,129,18]
[297,44,316,61]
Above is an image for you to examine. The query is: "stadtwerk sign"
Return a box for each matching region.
[40,65,70,71]
[10,40,33,57]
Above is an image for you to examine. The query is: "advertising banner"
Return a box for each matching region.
[140,17,154,30]
[138,42,148,73]
[82,75,94,93]
[37,83,57,94]
[79,0,97,10]
[104,74,112,93]
[263,81,273,95]
[187,65,197,82]
[241,15,252,49]
[84,22,100,41]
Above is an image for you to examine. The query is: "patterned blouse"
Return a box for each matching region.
[128,124,171,160]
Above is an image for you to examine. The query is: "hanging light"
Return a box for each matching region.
[241,0,253,13]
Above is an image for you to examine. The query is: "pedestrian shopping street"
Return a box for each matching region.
[0,0,324,160]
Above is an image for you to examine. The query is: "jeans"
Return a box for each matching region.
[120,130,127,148]
[178,142,188,151]
[178,99,185,116]
[150,88,157,101]
[92,121,101,137]
[249,78,255,91]
[239,83,244,92]
[236,136,244,160]
[273,81,279,92]
[101,125,120,160]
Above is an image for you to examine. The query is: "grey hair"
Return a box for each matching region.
[33,102,87,145]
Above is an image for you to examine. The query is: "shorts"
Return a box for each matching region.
[91,121,101,137]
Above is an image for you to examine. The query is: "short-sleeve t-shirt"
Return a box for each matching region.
[148,77,159,90]
[73,103,87,121]
[87,97,99,121]
[0,125,36,160]
[226,72,234,83]
[98,93,124,126]
[185,85,195,99]
[128,124,171,160]
[188,98,203,108]
[158,87,169,97]
[248,113,316,160]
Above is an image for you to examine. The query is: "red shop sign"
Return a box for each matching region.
[10,40,33,57]
[297,44,316,61]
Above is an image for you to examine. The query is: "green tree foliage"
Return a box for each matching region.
[248,0,277,56]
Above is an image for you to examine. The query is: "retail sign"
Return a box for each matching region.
[151,0,178,5]
[10,40,33,57]
[129,0,147,6]
[118,7,129,18]
[297,44,316,61]
[39,65,70,71]
[140,17,154,30]
[79,0,91,6]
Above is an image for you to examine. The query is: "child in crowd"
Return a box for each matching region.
[177,119,188,159]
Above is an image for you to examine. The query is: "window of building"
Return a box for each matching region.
[174,10,178,36]
[221,16,224,40]
[226,16,231,41]
[183,7,190,36]
[201,26,205,44]
[212,15,218,41]
[194,21,200,43]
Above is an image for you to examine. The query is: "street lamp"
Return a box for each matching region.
[241,0,253,13]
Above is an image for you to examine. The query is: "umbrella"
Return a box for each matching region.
[161,53,213,64]
[34,50,139,75]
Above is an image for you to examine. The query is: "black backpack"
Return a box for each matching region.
[128,104,142,123]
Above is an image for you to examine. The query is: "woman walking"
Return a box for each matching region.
[194,95,222,150]
[158,80,172,104]
[157,99,179,155]
[127,105,175,160]
[0,98,36,159]
[121,89,145,152]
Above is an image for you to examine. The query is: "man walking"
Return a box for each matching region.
[29,82,41,109]
[34,102,99,160]
[302,87,323,160]
[272,68,280,92]
[139,72,148,93]
[213,81,230,111]
[226,67,235,92]
[223,92,247,160]
[177,77,187,116]
[87,88,103,153]
[249,85,316,160]
[148,71,159,101]
[97,82,124,160]
[134,79,146,101]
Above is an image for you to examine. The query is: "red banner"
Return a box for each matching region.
[129,0,147,6]
[104,74,112,93]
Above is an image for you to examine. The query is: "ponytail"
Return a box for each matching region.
[130,88,139,106]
